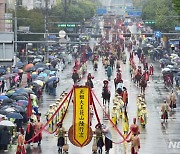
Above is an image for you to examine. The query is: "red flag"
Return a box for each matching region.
[27,94,32,117]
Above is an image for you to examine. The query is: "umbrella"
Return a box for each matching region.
[176,72,180,76]
[50,68,58,71]
[15,88,28,94]
[2,98,13,104]
[44,70,51,75]
[0,120,15,126]
[24,63,34,71]
[48,55,55,59]
[34,62,45,69]
[6,112,23,119]
[173,58,180,64]
[0,114,6,118]
[12,68,19,73]
[39,72,48,78]
[0,95,9,100]
[18,69,23,73]
[1,105,25,112]
[33,80,44,87]
[2,73,16,79]
[0,68,6,74]
[46,63,51,66]
[32,72,37,75]
[26,67,36,72]
[166,65,174,68]
[37,67,45,72]
[30,93,37,99]
[162,68,171,73]
[16,61,24,68]
[49,71,56,75]
[36,76,46,81]
[31,74,38,79]
[159,59,172,65]
[12,95,28,101]
[51,60,57,66]
[0,77,5,81]
[46,76,57,83]
[4,108,16,112]
[16,100,28,106]
[33,58,41,63]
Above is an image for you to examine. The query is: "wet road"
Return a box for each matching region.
[6,45,180,154]
[5,30,180,154]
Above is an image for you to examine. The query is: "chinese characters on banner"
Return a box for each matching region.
[73,87,90,147]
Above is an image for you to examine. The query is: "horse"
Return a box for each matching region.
[102,87,111,107]
[139,78,147,94]
[134,72,142,87]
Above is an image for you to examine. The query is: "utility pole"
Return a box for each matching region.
[14,0,18,65]
[45,0,49,62]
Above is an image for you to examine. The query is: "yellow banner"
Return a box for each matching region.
[73,87,90,147]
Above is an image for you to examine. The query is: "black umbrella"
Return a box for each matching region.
[34,62,45,69]
[12,95,28,101]
[6,112,23,119]
[1,105,25,113]
[51,60,57,66]
[50,68,58,71]
[2,98,13,104]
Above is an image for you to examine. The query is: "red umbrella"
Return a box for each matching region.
[24,63,34,71]
[27,94,32,117]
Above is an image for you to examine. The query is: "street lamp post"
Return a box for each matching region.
[14,0,18,65]
[45,0,49,62]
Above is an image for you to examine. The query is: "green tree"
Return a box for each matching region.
[142,0,179,32]
[172,0,180,16]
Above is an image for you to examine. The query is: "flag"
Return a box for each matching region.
[27,94,32,117]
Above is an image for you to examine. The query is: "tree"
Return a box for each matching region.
[142,0,179,32]
[172,0,180,16]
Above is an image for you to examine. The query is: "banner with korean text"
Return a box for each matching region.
[73,86,90,147]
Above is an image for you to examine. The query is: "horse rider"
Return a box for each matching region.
[87,73,94,88]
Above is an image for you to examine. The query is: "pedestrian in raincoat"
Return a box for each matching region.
[149,64,154,75]
[116,95,124,120]
[102,124,113,154]
[25,119,35,145]
[55,123,65,153]
[106,65,112,81]
[161,100,169,123]
[46,104,54,128]
[30,110,37,124]
[95,123,104,154]
[127,133,140,154]
[122,87,128,106]
[169,89,177,110]
[139,104,148,127]
[0,126,11,152]
[130,118,140,135]
[34,118,43,146]
[111,105,118,125]
[72,69,79,84]
[16,128,26,154]
[122,108,129,135]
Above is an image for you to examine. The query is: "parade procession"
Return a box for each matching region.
[0,0,180,154]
